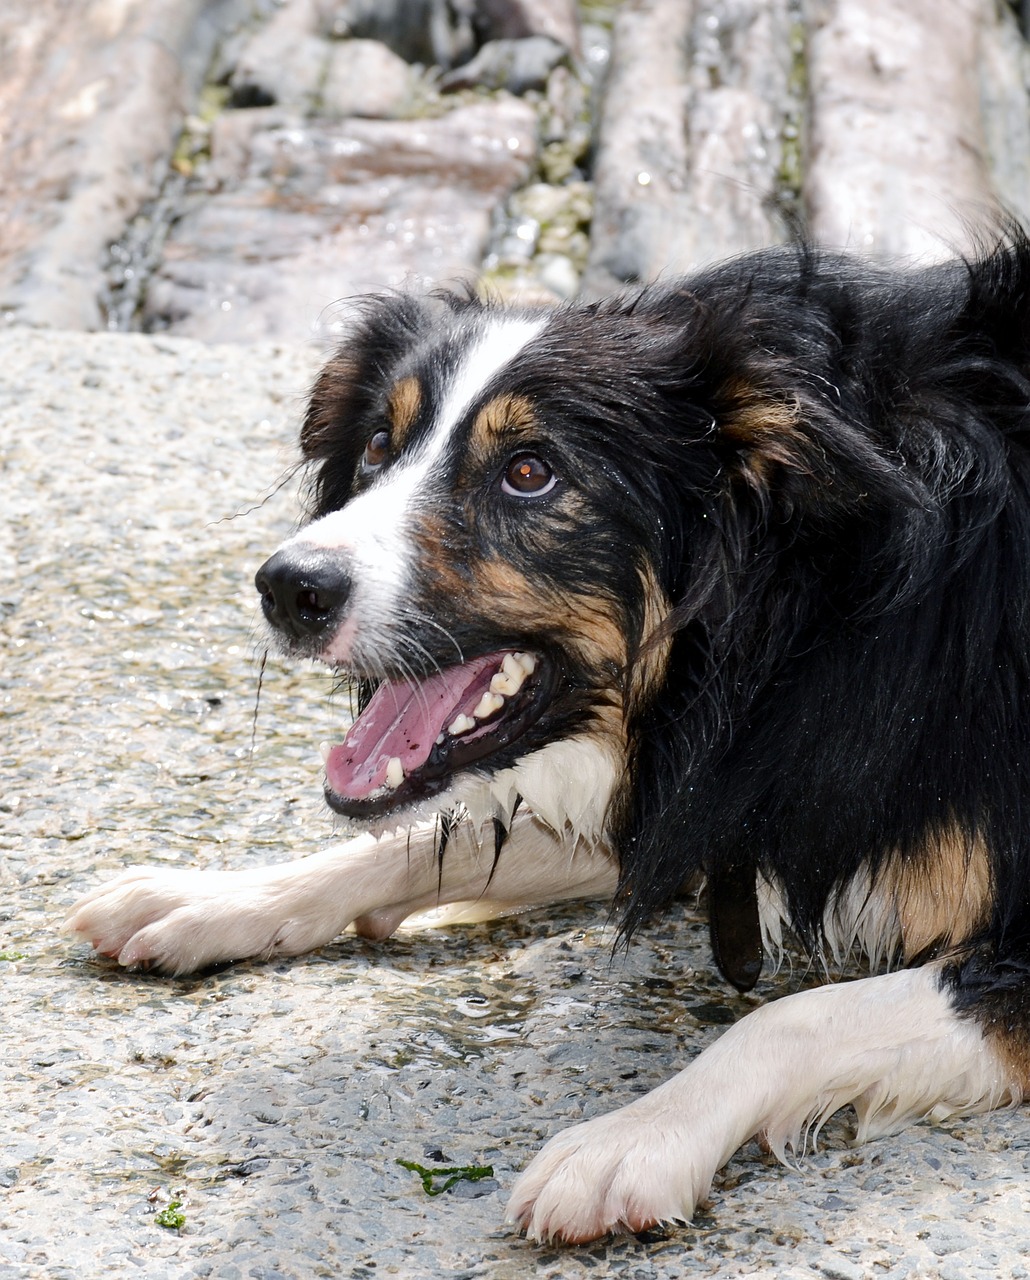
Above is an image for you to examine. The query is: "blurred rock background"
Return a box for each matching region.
[3,0,1029,343]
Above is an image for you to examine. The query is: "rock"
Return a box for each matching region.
[144,100,538,342]
[977,0,1030,228]
[323,0,476,69]
[440,36,568,94]
[803,0,996,260]
[0,0,239,331]
[476,0,579,54]
[229,0,330,113]
[534,252,579,299]
[322,39,416,118]
[581,0,691,296]
[583,0,792,298]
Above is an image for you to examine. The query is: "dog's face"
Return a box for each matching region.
[254,292,710,836]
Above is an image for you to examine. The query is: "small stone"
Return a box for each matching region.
[818,1257,864,1280]
[476,0,579,53]
[322,40,415,119]
[535,253,579,299]
[330,0,475,69]
[440,37,568,96]
[229,0,330,114]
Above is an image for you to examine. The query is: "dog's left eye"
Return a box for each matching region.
[361,430,390,473]
[501,452,556,498]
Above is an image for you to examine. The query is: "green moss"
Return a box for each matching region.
[577,0,619,28]
[172,85,230,176]
[155,1199,186,1230]
[396,1158,494,1197]
[197,84,231,125]
[777,18,807,214]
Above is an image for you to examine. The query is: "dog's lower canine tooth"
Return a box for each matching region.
[319,740,332,764]
[385,757,405,789]
[474,691,505,719]
[448,714,476,736]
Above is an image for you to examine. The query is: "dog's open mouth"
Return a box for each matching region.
[323,650,552,817]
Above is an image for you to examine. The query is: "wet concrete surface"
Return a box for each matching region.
[3,327,1030,1278]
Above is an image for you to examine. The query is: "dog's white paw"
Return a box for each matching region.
[506,1105,714,1244]
[64,867,321,974]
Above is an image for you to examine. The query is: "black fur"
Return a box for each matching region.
[603,244,1030,984]
[301,236,1030,1037]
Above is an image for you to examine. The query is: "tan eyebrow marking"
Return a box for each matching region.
[472,392,538,442]
[387,375,423,443]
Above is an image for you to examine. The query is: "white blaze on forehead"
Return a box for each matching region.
[432,314,547,448]
[281,313,548,663]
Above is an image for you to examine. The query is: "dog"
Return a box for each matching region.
[68,236,1030,1245]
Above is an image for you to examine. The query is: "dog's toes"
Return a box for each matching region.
[113,912,220,974]
[65,874,172,957]
[506,1111,703,1245]
[507,1137,624,1244]
[65,869,242,973]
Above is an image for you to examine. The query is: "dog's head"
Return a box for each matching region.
[254,268,878,860]
[254,289,721,838]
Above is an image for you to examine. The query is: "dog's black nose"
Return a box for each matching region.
[255,547,352,642]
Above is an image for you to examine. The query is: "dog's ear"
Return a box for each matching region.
[716,384,810,501]
[713,377,915,524]
[300,351,361,461]
[299,290,475,465]
[298,293,453,514]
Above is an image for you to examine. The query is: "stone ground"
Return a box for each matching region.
[3,328,1030,1279]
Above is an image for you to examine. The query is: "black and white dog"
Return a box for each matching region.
[70,238,1030,1244]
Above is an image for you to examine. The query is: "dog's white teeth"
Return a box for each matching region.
[512,651,536,676]
[501,653,526,683]
[319,740,333,764]
[385,756,405,789]
[474,690,505,720]
[446,655,537,741]
[435,732,445,745]
[490,671,519,696]
[491,655,527,696]
[490,652,534,697]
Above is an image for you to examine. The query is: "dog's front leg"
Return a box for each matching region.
[65,813,617,975]
[507,965,1020,1244]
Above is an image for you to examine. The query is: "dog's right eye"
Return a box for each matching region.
[361,430,390,474]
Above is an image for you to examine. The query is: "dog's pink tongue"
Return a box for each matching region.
[325,654,501,799]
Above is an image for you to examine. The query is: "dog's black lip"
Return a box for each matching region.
[323,653,559,820]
